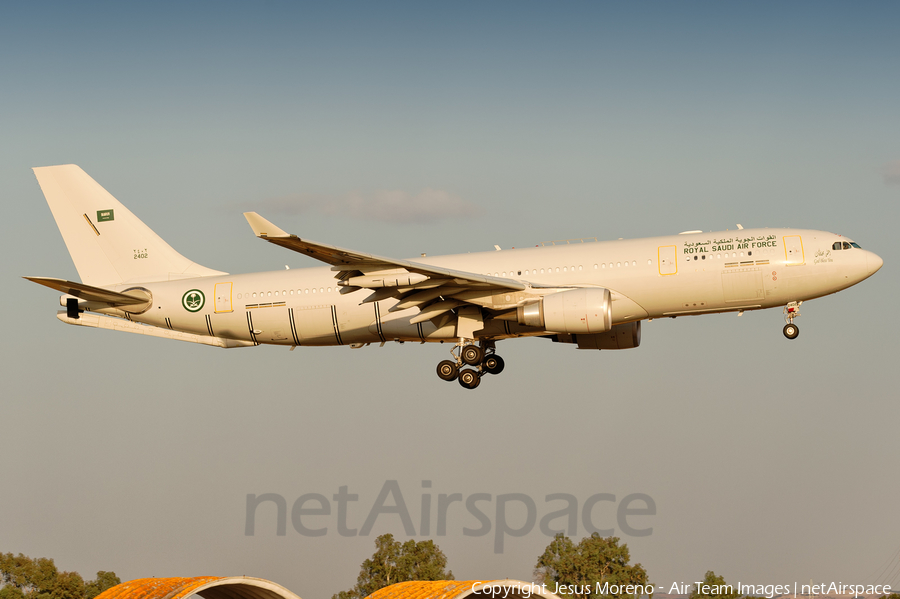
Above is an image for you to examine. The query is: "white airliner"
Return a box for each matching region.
[27,165,883,389]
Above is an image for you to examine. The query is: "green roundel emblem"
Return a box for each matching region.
[182,289,205,312]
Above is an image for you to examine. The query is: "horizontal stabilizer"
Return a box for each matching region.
[24,276,148,305]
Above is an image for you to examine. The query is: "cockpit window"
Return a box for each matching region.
[833,242,842,250]
[842,242,851,250]
[850,242,862,248]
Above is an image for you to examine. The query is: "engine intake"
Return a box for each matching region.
[517,288,612,334]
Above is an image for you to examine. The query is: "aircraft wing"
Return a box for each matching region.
[24,276,150,305]
[243,212,530,320]
[244,212,526,291]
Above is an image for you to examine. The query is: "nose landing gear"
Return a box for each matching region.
[436,339,505,389]
[782,301,802,339]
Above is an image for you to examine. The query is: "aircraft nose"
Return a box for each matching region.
[867,251,883,275]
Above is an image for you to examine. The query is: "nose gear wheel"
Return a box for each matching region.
[782,301,802,340]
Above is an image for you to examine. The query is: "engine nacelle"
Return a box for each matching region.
[517,288,612,334]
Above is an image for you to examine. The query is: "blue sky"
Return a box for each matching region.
[2,3,899,598]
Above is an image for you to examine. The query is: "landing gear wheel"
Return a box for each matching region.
[458,369,481,389]
[483,355,505,375]
[436,360,459,381]
[783,323,799,339]
[461,344,484,366]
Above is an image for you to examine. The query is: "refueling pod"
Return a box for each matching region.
[551,321,642,350]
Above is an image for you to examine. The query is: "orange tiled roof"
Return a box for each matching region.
[367,581,487,599]
[95,578,223,599]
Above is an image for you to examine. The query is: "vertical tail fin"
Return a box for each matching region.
[33,165,225,286]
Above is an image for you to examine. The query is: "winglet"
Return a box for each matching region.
[243,212,290,238]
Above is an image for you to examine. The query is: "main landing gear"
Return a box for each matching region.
[435,339,505,390]
[782,301,802,339]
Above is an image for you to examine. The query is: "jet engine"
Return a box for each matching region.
[516,288,612,334]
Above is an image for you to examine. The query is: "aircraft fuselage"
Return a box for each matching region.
[78,227,881,347]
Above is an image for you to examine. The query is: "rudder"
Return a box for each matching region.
[33,165,225,286]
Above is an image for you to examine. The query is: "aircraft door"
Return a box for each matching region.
[784,235,804,266]
[214,282,233,313]
[658,245,677,275]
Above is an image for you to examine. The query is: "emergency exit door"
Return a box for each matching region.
[783,235,804,266]
[215,282,233,313]
[658,245,677,275]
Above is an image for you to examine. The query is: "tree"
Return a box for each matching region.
[0,554,119,599]
[0,587,25,599]
[534,533,649,599]
[47,571,85,599]
[332,534,453,599]
[84,573,121,599]
[0,554,58,596]
[689,572,740,599]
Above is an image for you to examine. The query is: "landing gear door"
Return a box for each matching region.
[658,245,677,275]
[784,235,804,266]
[215,282,233,313]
